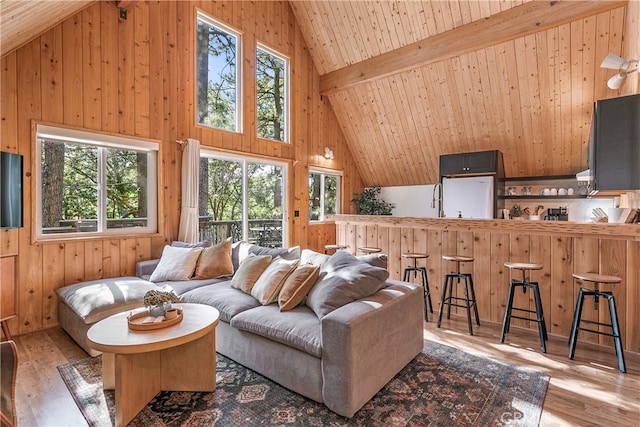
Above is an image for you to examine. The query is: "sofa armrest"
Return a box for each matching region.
[320,280,423,418]
[136,259,160,278]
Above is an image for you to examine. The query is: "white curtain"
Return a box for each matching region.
[177,138,200,243]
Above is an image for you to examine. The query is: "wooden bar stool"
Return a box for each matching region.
[358,247,381,255]
[569,272,626,373]
[500,262,548,353]
[402,253,433,321]
[324,244,348,254]
[437,255,480,335]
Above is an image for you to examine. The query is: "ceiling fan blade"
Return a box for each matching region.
[601,52,626,70]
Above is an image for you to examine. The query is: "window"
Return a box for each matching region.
[309,169,341,221]
[196,13,241,132]
[199,151,286,247]
[256,45,288,142]
[35,124,158,238]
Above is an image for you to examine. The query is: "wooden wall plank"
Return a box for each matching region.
[42,244,65,329]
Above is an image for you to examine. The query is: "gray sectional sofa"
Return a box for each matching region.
[56,243,424,418]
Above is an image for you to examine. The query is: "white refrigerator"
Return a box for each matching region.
[442,176,494,219]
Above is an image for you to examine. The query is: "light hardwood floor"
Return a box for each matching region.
[10,317,640,426]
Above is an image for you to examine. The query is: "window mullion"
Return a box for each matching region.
[97,148,107,232]
[319,174,326,221]
[241,159,249,241]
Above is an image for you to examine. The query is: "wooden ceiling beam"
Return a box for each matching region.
[319,0,627,95]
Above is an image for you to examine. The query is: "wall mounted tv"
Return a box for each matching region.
[0,151,24,228]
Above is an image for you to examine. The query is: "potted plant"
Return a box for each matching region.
[509,204,523,220]
[351,187,394,215]
[144,290,179,316]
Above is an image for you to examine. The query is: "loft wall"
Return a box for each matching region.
[0,1,362,335]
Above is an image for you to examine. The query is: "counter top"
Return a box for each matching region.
[329,215,640,240]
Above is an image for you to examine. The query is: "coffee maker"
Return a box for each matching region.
[544,207,568,221]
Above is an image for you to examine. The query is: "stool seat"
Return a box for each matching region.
[572,272,621,284]
[401,253,432,321]
[324,244,348,254]
[359,247,382,254]
[443,255,474,263]
[402,253,428,260]
[504,262,543,271]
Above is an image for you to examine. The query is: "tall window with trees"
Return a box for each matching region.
[309,170,341,221]
[35,125,157,238]
[196,13,240,132]
[199,152,286,247]
[256,45,288,142]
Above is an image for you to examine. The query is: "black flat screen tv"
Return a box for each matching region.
[0,151,23,228]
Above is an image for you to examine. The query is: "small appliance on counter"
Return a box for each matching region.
[544,207,568,221]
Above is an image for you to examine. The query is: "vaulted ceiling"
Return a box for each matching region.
[2,1,637,186]
[290,0,637,185]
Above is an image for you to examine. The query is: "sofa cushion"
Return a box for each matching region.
[301,248,388,270]
[306,251,389,319]
[278,264,320,311]
[56,277,159,324]
[230,254,272,294]
[300,249,331,267]
[251,257,298,305]
[149,245,203,282]
[179,281,261,323]
[193,237,234,280]
[171,239,212,248]
[230,304,322,357]
[158,277,229,296]
[232,242,300,272]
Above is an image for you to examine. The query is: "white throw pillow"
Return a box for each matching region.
[149,245,204,282]
[251,257,299,305]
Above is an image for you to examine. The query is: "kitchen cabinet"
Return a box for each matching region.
[590,94,640,192]
[439,150,501,177]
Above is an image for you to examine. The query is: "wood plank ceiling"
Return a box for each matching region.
[290,0,632,185]
[0,1,633,186]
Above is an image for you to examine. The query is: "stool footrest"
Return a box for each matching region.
[576,326,618,338]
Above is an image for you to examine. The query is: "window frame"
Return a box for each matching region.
[308,167,342,223]
[34,124,159,241]
[199,149,288,244]
[255,43,289,144]
[195,11,243,134]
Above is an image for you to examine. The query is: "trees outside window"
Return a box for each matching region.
[196,13,240,132]
[309,170,341,221]
[35,125,157,238]
[256,45,288,142]
[199,152,286,247]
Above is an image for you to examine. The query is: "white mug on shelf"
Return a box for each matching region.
[567,188,575,195]
[542,188,551,196]
[550,188,558,196]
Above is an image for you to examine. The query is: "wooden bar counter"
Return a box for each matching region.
[331,215,640,354]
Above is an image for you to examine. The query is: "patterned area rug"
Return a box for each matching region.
[58,340,548,426]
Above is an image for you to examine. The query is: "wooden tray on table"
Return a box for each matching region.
[127,309,183,331]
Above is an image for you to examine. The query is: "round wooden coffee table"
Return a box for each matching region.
[87,303,219,427]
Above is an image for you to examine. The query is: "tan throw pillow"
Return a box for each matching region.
[251,257,299,305]
[193,237,234,279]
[148,245,204,282]
[230,254,272,294]
[278,264,320,311]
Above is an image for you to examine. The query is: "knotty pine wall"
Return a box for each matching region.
[0,1,362,336]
